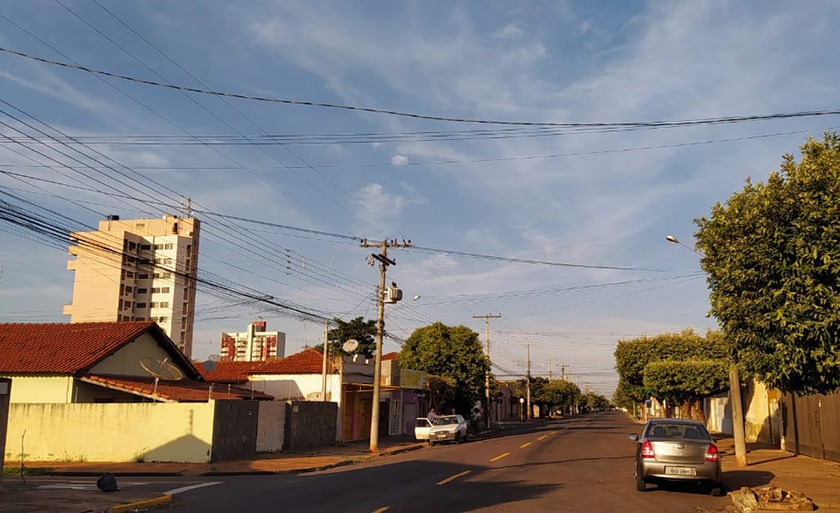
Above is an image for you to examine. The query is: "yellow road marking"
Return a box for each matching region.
[437,470,472,485]
[490,452,510,462]
[550,431,557,435]
[520,442,532,448]
[372,508,390,513]
[538,435,548,441]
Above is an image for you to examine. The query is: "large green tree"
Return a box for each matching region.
[614,329,728,417]
[695,133,840,395]
[398,322,489,414]
[326,317,376,358]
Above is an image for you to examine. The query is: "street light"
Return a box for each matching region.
[665,233,749,467]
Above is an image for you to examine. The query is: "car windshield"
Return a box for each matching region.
[434,416,458,425]
[646,423,709,440]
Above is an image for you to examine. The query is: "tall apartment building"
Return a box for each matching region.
[220,321,286,362]
[64,214,200,358]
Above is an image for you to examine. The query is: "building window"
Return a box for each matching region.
[151,302,159,308]
[126,271,135,279]
[158,316,168,323]
[125,286,133,294]
[140,243,151,250]
[138,274,148,279]
[160,301,169,308]
[136,302,147,309]
[137,288,148,294]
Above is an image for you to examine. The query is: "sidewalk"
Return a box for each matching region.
[0,435,426,513]
[716,437,840,512]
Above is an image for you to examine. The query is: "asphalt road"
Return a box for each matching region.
[165,410,732,513]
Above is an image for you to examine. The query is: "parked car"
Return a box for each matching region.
[428,414,468,445]
[415,417,433,442]
[629,418,722,496]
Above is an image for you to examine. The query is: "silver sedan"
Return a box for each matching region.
[629,418,723,495]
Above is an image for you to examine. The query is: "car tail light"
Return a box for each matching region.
[640,440,655,459]
[706,443,719,462]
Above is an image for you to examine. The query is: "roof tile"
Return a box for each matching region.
[0,322,162,373]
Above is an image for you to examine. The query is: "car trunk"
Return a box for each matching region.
[652,440,709,465]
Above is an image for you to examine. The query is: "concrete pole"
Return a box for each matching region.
[729,364,749,466]
[321,320,329,401]
[369,243,387,453]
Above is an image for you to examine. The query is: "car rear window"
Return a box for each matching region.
[646,423,709,439]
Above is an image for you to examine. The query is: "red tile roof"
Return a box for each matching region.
[251,347,333,375]
[195,361,263,383]
[0,322,196,376]
[383,352,399,361]
[82,374,272,402]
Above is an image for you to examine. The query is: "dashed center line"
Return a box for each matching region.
[519,442,532,448]
[372,507,390,512]
[490,452,510,462]
[437,470,472,485]
[538,435,548,441]
[550,431,557,435]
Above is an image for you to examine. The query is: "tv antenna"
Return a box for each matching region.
[139,357,184,397]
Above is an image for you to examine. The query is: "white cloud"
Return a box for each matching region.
[496,23,523,40]
[391,154,409,166]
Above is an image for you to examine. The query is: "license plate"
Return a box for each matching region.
[665,466,695,476]
[437,433,447,438]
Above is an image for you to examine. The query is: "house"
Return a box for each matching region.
[198,349,429,443]
[1,322,271,463]
[0,321,263,403]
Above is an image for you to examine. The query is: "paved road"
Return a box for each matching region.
[166,410,731,512]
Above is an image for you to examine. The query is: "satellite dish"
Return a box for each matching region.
[139,357,184,397]
[342,339,359,353]
[202,360,217,373]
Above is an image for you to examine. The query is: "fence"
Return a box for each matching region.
[781,390,840,463]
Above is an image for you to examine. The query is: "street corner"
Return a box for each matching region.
[111,494,172,513]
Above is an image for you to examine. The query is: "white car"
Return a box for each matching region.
[428,414,469,445]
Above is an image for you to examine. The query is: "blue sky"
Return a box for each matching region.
[2,1,839,396]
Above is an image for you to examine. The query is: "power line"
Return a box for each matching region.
[2,46,839,128]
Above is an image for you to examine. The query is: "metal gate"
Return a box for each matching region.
[781,391,840,462]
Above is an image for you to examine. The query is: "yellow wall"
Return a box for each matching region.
[0,376,74,404]
[89,332,174,377]
[4,401,215,463]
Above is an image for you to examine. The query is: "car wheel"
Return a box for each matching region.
[429,440,434,447]
[463,432,468,442]
[455,432,462,443]
[635,476,646,492]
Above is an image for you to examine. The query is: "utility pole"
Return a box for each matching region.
[666,234,748,466]
[361,239,412,453]
[473,314,501,430]
[526,341,532,421]
[321,320,329,401]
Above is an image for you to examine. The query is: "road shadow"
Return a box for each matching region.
[721,469,775,489]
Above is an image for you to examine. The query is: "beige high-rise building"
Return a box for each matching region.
[64,214,200,357]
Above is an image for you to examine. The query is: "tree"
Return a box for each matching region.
[643,359,729,419]
[399,322,489,414]
[326,317,376,358]
[695,133,840,395]
[614,329,728,417]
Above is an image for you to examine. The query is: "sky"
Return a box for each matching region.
[1,1,839,397]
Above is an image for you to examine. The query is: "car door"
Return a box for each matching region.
[415,417,433,440]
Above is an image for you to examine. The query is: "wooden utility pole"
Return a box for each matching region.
[361,239,412,453]
[473,314,501,430]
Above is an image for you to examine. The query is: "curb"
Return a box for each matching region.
[110,493,172,513]
[200,443,425,476]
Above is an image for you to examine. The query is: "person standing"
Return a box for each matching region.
[427,407,437,422]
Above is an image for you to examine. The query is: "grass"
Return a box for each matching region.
[3,466,56,476]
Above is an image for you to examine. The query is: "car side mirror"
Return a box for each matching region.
[628,434,638,441]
